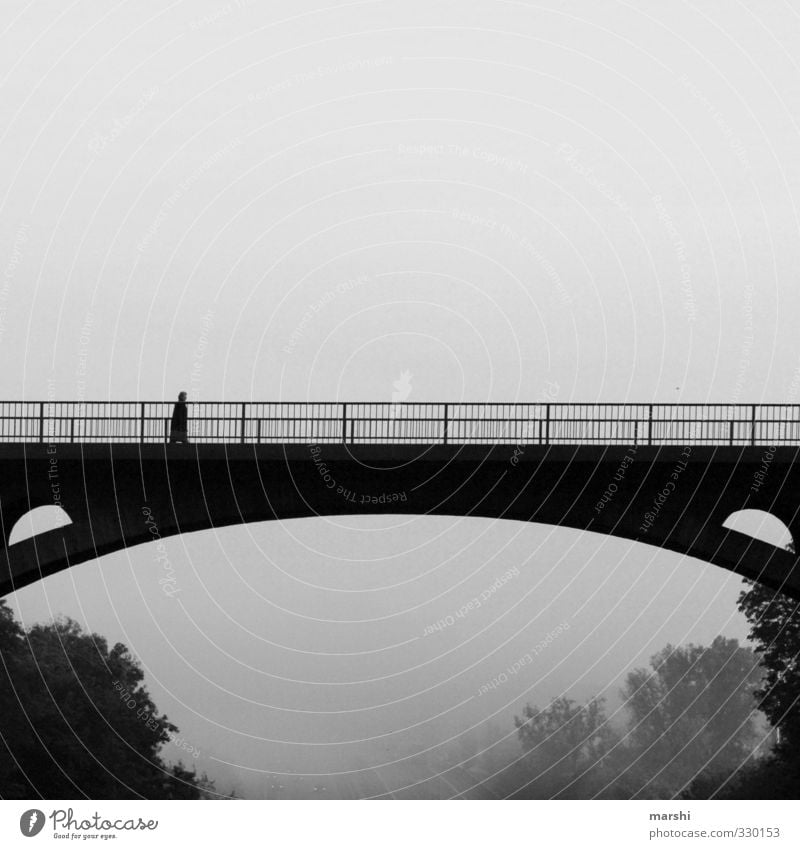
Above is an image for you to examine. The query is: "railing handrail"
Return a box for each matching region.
[2,401,799,446]
[4,401,800,408]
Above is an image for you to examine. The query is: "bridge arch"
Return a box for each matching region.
[722,510,793,551]
[2,442,800,599]
[8,505,73,546]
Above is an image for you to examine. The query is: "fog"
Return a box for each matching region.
[2,0,798,798]
[10,518,753,797]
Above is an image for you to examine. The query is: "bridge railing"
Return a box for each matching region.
[1,401,799,445]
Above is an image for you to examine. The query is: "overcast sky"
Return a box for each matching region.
[3,0,799,797]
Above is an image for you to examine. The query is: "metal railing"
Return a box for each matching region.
[1,402,799,445]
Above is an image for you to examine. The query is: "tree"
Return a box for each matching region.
[0,600,214,799]
[737,579,800,752]
[701,575,800,798]
[621,636,762,797]
[0,599,29,796]
[512,696,619,798]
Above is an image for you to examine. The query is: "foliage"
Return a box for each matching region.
[695,575,800,799]
[0,600,214,799]
[620,636,762,796]
[499,635,766,799]
[737,579,800,752]
[682,755,800,800]
[512,696,619,798]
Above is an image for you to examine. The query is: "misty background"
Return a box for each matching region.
[2,0,799,797]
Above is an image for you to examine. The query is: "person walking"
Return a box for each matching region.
[169,391,189,443]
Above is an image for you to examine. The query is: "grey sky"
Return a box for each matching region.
[2,0,798,796]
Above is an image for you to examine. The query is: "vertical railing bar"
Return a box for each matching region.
[240,402,246,444]
[443,403,448,445]
[39,401,44,443]
[751,403,756,446]
[342,403,347,444]
[545,403,551,445]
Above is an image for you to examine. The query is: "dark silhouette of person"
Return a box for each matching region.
[169,391,189,443]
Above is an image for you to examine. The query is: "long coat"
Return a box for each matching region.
[170,401,188,442]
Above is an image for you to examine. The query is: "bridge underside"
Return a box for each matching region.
[1,444,800,598]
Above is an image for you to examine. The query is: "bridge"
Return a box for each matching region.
[1,401,799,598]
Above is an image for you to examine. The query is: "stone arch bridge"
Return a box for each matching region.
[1,401,798,598]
